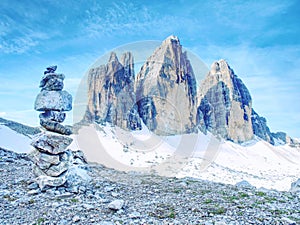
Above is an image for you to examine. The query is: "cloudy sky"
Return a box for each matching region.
[0,0,299,137]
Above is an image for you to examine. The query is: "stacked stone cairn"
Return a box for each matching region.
[30,66,90,191]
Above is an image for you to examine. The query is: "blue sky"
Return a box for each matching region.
[0,0,299,137]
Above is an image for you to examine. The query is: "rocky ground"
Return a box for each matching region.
[0,148,299,225]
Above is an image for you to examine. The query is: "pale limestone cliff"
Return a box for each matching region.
[135,35,197,135]
[197,60,253,142]
[85,52,141,130]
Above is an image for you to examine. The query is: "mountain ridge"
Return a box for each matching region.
[84,35,299,148]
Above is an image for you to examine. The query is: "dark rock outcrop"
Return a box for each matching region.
[251,109,274,145]
[0,117,40,138]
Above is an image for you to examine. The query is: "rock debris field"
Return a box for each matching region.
[0,148,299,225]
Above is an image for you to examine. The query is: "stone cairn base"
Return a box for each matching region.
[30,66,90,191]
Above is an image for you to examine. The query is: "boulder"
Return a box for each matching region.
[34,90,72,112]
[65,165,91,188]
[108,199,124,210]
[236,180,253,189]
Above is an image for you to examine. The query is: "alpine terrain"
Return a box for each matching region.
[1,35,300,225]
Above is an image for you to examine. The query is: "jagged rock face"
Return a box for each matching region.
[271,132,300,148]
[198,60,253,142]
[135,35,197,135]
[251,109,274,145]
[85,52,141,130]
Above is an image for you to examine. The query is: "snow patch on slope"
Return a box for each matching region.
[0,125,32,153]
[179,140,300,191]
[71,124,300,191]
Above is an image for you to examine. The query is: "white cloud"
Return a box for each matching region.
[0,37,38,54]
[81,2,196,39]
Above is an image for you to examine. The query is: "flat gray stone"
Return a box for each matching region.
[31,132,73,155]
[35,175,67,190]
[107,199,124,210]
[34,90,72,112]
[40,119,72,135]
[30,149,60,170]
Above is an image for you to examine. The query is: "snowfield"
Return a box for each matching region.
[70,123,300,191]
[1,122,299,191]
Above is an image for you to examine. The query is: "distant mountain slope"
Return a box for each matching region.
[0,117,40,152]
[0,117,40,138]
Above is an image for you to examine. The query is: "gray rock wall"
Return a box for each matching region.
[85,52,141,130]
[197,60,253,143]
[135,35,197,135]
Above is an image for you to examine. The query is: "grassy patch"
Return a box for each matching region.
[35,217,45,225]
[239,192,249,198]
[203,199,213,204]
[70,198,79,203]
[168,210,176,219]
[172,189,181,194]
[150,203,176,219]
[256,191,266,197]
[265,196,277,203]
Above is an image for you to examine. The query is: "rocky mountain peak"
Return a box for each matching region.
[209,59,232,76]
[85,52,141,130]
[162,35,181,49]
[135,36,197,135]
[198,60,253,142]
[164,35,180,42]
[108,52,118,62]
[83,36,297,147]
